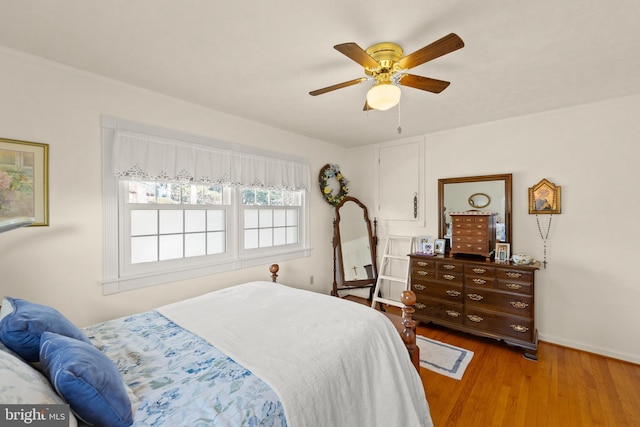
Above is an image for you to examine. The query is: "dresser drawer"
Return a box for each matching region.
[436,261,463,273]
[464,289,532,317]
[464,265,495,277]
[451,242,488,253]
[412,281,463,301]
[464,308,534,342]
[411,267,435,281]
[435,270,464,284]
[453,235,488,244]
[453,228,488,237]
[496,269,533,283]
[495,279,533,295]
[465,275,496,288]
[411,258,437,270]
[414,298,464,325]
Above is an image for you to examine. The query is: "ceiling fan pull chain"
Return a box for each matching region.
[397,101,402,134]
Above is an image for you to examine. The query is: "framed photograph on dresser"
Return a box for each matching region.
[434,238,446,255]
[495,242,510,263]
[416,235,434,255]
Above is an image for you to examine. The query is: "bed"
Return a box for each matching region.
[0,267,431,427]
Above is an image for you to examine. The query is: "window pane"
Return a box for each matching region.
[287,226,298,244]
[159,235,183,260]
[245,210,258,229]
[207,231,225,254]
[273,227,286,246]
[259,209,273,227]
[131,210,157,236]
[160,183,181,204]
[185,233,206,257]
[259,229,273,247]
[270,190,283,206]
[185,210,206,232]
[287,209,298,226]
[242,189,256,205]
[131,236,157,264]
[255,189,269,205]
[203,186,223,204]
[129,182,156,203]
[159,210,183,234]
[207,210,225,231]
[273,210,286,227]
[245,229,259,249]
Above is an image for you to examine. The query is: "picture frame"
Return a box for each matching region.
[495,242,510,263]
[434,238,446,255]
[528,178,561,214]
[416,235,434,255]
[0,137,49,226]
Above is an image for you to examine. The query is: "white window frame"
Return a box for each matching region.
[101,117,310,295]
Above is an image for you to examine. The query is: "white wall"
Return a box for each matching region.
[351,94,640,363]
[0,47,344,326]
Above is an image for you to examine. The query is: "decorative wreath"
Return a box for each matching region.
[319,163,349,207]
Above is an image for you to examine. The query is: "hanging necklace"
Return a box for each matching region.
[535,214,552,268]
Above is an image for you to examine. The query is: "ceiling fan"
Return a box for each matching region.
[309,33,464,111]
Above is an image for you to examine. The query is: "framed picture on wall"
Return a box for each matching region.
[0,137,49,226]
[495,242,510,263]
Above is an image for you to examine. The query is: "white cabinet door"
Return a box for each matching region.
[376,138,424,225]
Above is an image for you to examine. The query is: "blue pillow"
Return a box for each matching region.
[0,297,91,362]
[39,331,133,427]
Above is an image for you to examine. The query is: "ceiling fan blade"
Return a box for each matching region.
[334,43,380,69]
[397,33,464,70]
[309,78,367,96]
[398,74,450,93]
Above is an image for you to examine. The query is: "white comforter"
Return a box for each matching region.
[157,281,432,427]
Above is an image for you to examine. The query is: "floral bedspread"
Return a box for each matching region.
[82,311,286,427]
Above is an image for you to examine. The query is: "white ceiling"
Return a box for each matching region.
[1,1,639,148]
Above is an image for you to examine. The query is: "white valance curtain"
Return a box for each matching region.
[111,130,310,191]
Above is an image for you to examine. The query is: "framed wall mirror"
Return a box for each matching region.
[438,173,513,245]
[332,196,378,299]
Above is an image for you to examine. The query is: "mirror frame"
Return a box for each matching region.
[332,196,378,297]
[438,173,513,245]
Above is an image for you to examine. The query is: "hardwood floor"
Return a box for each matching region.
[350,297,640,426]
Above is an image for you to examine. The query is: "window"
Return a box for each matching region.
[241,188,302,251]
[102,117,310,294]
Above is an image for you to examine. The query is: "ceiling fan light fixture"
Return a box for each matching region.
[366,82,401,111]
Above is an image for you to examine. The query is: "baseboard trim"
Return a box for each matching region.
[539,333,640,365]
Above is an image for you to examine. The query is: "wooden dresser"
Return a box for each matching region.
[408,253,540,360]
[450,212,497,260]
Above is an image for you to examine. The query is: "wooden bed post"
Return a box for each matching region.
[269,264,279,283]
[400,290,420,372]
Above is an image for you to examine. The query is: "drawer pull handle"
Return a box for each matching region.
[506,272,522,278]
[446,310,461,318]
[510,325,529,333]
[467,314,483,323]
[510,301,529,309]
[472,278,487,285]
[443,274,455,280]
[468,293,483,301]
[417,261,428,267]
[413,284,426,291]
[506,283,522,290]
[443,264,455,270]
[466,244,473,248]
[446,290,461,297]
[472,268,486,274]
[417,270,429,276]
[415,302,426,309]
